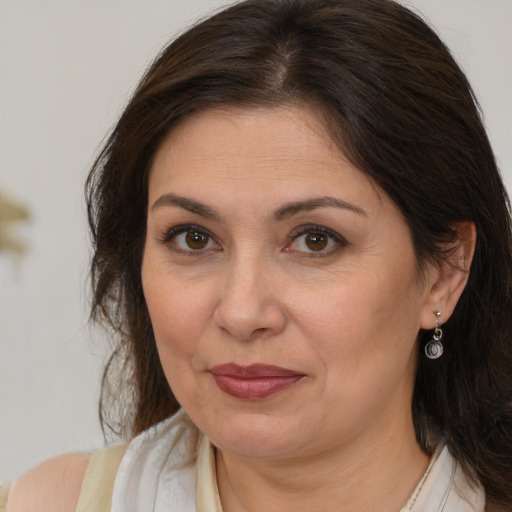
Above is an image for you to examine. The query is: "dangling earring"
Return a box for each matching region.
[425,310,444,359]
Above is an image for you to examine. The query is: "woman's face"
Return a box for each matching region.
[142,106,438,461]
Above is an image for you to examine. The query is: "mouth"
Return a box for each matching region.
[209,363,305,400]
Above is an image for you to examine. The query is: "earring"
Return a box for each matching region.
[425,311,444,359]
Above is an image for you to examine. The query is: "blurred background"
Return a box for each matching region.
[0,0,510,481]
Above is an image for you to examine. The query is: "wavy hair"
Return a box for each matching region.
[86,0,512,507]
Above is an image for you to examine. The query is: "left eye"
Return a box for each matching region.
[181,230,212,250]
[286,227,345,254]
[164,227,220,252]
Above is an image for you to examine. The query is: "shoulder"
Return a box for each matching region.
[6,452,89,512]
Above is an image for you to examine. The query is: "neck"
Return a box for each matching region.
[215,416,429,512]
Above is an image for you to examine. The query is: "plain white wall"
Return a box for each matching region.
[0,0,510,481]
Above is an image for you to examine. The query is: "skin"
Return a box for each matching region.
[6,106,474,512]
[6,453,88,512]
[141,106,474,512]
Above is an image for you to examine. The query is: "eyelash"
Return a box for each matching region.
[157,224,348,256]
[286,224,348,256]
[157,224,219,255]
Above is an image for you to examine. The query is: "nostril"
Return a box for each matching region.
[250,327,268,338]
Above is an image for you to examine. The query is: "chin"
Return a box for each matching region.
[199,411,312,460]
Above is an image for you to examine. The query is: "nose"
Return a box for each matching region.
[213,253,287,341]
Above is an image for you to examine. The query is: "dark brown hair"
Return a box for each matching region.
[86,0,512,506]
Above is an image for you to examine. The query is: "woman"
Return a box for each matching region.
[3,0,511,510]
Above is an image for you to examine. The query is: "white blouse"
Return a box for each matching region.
[111,410,485,512]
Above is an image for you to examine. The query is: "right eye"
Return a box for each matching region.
[161,226,221,253]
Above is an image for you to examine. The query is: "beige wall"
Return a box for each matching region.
[0,0,510,480]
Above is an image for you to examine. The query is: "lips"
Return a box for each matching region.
[209,363,304,400]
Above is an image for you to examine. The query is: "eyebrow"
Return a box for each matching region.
[151,193,367,221]
[272,196,367,222]
[151,193,221,220]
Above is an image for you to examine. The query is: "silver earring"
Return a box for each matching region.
[425,311,443,359]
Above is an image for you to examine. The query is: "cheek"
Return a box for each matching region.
[293,273,422,435]
[141,260,212,377]
[143,279,210,410]
[296,265,424,382]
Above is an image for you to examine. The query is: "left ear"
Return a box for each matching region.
[420,222,477,329]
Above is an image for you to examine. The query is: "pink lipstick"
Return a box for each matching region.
[209,363,304,400]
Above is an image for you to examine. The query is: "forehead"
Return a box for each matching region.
[148,106,380,205]
[156,106,335,163]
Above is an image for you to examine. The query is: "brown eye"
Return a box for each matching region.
[185,231,210,250]
[285,226,346,256]
[160,225,221,253]
[305,232,328,251]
